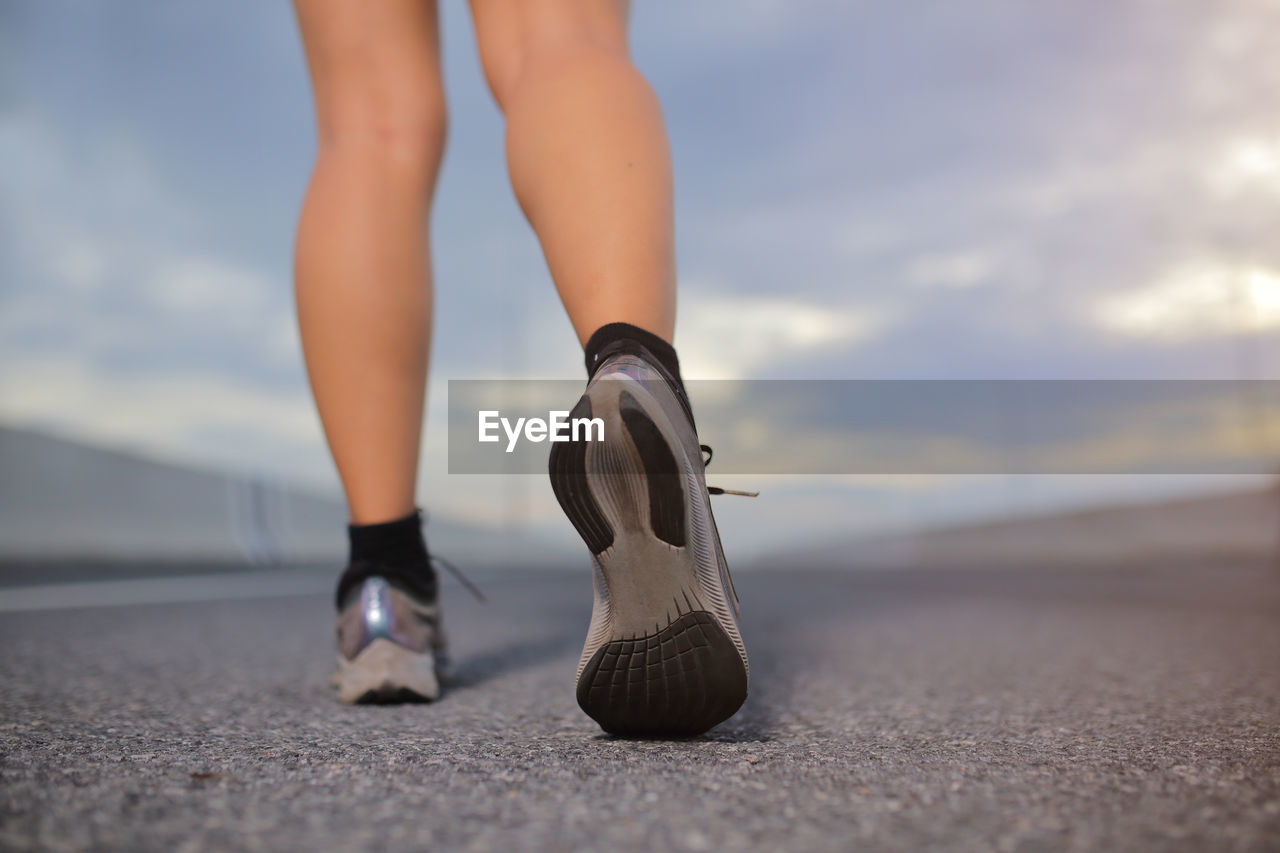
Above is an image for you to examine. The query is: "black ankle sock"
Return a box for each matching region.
[348,509,429,566]
[583,321,695,429]
[337,509,436,607]
[583,323,682,386]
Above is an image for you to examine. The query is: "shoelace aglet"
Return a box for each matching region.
[707,486,759,497]
[431,555,488,603]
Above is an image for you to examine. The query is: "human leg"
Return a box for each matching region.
[470,1,748,735]
[469,0,675,344]
[294,0,448,702]
[294,0,446,525]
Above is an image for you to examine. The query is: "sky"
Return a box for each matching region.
[3,0,1280,555]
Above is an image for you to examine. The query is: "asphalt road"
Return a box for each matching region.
[1,561,1278,852]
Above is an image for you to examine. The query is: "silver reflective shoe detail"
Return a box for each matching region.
[332,575,446,703]
[354,576,414,657]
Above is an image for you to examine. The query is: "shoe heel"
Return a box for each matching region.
[333,638,440,704]
[575,611,748,737]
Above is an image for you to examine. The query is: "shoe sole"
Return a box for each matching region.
[331,638,440,704]
[550,372,747,737]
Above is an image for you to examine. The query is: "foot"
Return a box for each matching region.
[331,570,448,703]
[550,348,748,737]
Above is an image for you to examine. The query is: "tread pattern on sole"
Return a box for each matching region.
[576,610,748,737]
[549,395,614,555]
[618,390,686,548]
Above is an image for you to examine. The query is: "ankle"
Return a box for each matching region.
[347,508,429,566]
[584,322,685,389]
[337,508,437,608]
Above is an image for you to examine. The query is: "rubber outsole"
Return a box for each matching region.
[549,395,614,555]
[618,390,685,548]
[576,610,748,737]
[551,375,747,737]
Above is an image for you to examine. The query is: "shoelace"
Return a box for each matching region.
[701,445,759,497]
[416,508,488,603]
[430,554,487,604]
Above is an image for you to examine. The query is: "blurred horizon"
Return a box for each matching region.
[3,421,1275,570]
[4,1,1280,555]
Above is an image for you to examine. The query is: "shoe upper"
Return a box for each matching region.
[336,574,447,664]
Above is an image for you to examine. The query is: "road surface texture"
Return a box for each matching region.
[1,561,1278,851]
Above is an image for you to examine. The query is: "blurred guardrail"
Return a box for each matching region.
[0,425,346,564]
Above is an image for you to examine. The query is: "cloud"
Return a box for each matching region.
[0,110,314,484]
[0,111,301,362]
[676,291,886,379]
[0,356,334,491]
[905,250,999,289]
[1205,135,1280,198]
[1096,261,1280,340]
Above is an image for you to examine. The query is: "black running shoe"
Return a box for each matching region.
[549,348,748,736]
